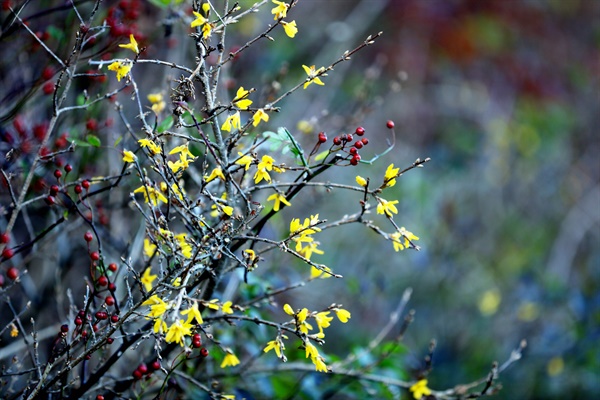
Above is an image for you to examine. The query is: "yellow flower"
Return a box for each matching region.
[138,138,161,155]
[281,20,298,38]
[174,232,192,258]
[221,111,241,132]
[147,93,163,104]
[334,308,351,323]
[283,303,294,316]
[252,108,269,127]
[235,152,254,170]
[205,299,220,310]
[315,311,333,333]
[384,163,400,187]
[153,318,167,334]
[171,183,185,201]
[302,65,325,89]
[310,265,332,279]
[141,267,157,292]
[409,379,432,399]
[264,340,283,358]
[376,197,399,217]
[312,354,328,372]
[222,301,234,314]
[305,341,319,359]
[204,167,226,183]
[220,351,240,368]
[10,323,18,337]
[144,238,157,258]
[169,143,195,160]
[267,192,291,212]
[181,302,204,325]
[165,319,193,347]
[134,185,168,206]
[257,155,275,171]
[107,61,132,82]
[355,175,367,187]
[298,241,324,260]
[479,289,501,316]
[244,249,256,261]
[152,102,166,113]
[118,33,139,54]
[253,168,271,184]
[122,149,137,163]
[271,0,289,20]
[233,87,252,110]
[190,11,207,28]
[390,227,419,251]
[219,204,234,216]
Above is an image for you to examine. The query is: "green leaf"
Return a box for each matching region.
[313,149,329,162]
[157,115,174,133]
[86,135,101,147]
[113,136,123,147]
[69,138,92,147]
[76,94,86,106]
[46,25,65,42]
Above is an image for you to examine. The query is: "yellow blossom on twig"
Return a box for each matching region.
[235,152,254,170]
[281,20,298,38]
[267,192,291,212]
[302,65,325,89]
[181,302,204,325]
[384,163,400,187]
[107,61,132,82]
[165,319,193,347]
[118,33,139,54]
[376,197,399,217]
[138,138,161,155]
[233,87,252,110]
[220,351,240,368]
[409,379,432,399]
[140,267,157,291]
[122,150,136,163]
[271,0,289,20]
[204,167,226,183]
[252,108,269,127]
[221,111,241,132]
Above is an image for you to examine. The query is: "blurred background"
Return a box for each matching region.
[1,0,598,398]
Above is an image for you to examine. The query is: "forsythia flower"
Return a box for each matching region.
[122,150,136,163]
[281,20,298,38]
[355,175,367,187]
[264,340,283,358]
[165,319,193,347]
[376,197,399,217]
[235,152,254,170]
[204,167,226,183]
[138,138,161,155]
[233,87,252,110]
[118,33,139,54]
[134,185,168,206]
[148,93,166,113]
[334,308,351,323]
[220,351,240,368]
[107,61,132,82]
[181,302,204,325]
[302,65,325,89]
[252,108,269,127]
[222,301,234,314]
[390,227,420,251]
[221,111,241,132]
[144,238,157,258]
[201,22,213,39]
[190,11,207,28]
[254,155,277,184]
[271,0,289,19]
[10,323,18,337]
[409,379,432,399]
[315,311,333,334]
[283,303,294,316]
[298,241,324,260]
[169,143,195,160]
[141,267,157,292]
[305,341,328,372]
[384,163,400,187]
[267,192,291,212]
[244,249,256,261]
[310,265,332,279]
[174,232,192,258]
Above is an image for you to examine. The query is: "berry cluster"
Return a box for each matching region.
[329,126,370,166]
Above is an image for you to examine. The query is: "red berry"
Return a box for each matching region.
[132,369,143,380]
[96,395,105,400]
[42,82,54,95]
[361,138,369,145]
[82,180,90,189]
[137,363,148,374]
[75,316,83,325]
[355,126,365,136]
[78,309,86,318]
[6,266,18,280]
[90,251,100,261]
[107,337,114,344]
[350,154,361,166]
[64,164,72,173]
[81,330,88,338]
[95,311,106,320]
[85,354,92,360]
[54,169,62,179]
[50,185,59,196]
[2,248,14,260]
[33,124,47,141]
[97,276,108,286]
[349,147,357,155]
[111,314,119,323]
[108,283,116,292]
[61,324,69,333]
[200,347,209,357]
[354,140,363,149]
[108,263,117,272]
[105,296,115,306]
[0,233,9,244]
[386,120,395,129]
[192,333,202,348]
[86,119,98,131]
[333,136,342,146]
[345,134,353,142]
[45,195,56,205]
[318,132,327,143]
[151,360,161,371]
[93,324,99,332]
[74,185,82,194]
[42,67,54,80]
[84,231,93,242]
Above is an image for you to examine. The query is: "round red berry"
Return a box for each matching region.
[333,136,342,146]
[42,67,54,81]
[75,316,83,326]
[137,363,148,374]
[107,337,114,344]
[85,354,92,360]
[84,231,93,242]
[61,324,69,333]
[355,126,365,136]
[96,395,105,400]
[0,233,9,244]
[350,154,361,165]
[6,267,18,280]
[105,296,115,306]
[53,169,62,179]
[151,360,161,371]
[95,311,107,320]
[86,119,98,131]
[50,185,59,196]
[82,180,90,189]
[361,138,369,145]
[132,370,143,380]
[354,140,363,149]
[42,82,54,95]
[45,195,56,206]
[349,147,357,155]
[90,251,100,261]
[64,164,72,173]
[74,184,82,194]
[2,248,14,260]
[108,283,116,291]
[200,347,209,357]
[97,276,108,286]
[345,134,353,142]
[111,314,119,323]
[386,120,395,129]
[318,132,327,143]
[108,263,117,272]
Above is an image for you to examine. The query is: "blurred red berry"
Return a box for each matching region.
[42,82,54,95]
[74,185,82,194]
[90,251,100,261]
[105,296,115,306]
[354,141,363,149]
[42,67,54,81]
[64,164,72,173]
[54,169,62,179]
[111,314,119,323]
[0,233,9,244]
[2,248,14,260]
[6,266,18,280]
[318,132,327,143]
[108,263,117,272]
[84,231,93,242]
[82,180,90,189]
[97,276,108,286]
[86,119,97,131]
[333,136,342,146]
[355,126,365,136]
[386,120,395,129]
